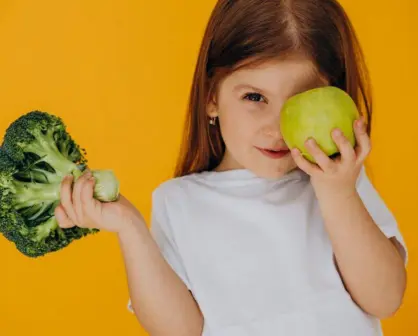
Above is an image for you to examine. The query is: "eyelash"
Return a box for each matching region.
[243,92,267,103]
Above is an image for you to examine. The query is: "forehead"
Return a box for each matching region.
[224,58,327,97]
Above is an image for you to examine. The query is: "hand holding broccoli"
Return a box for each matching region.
[0,110,139,257]
[55,169,143,234]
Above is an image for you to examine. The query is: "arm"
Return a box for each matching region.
[316,189,407,319]
[55,169,203,334]
[118,215,204,336]
[290,117,407,319]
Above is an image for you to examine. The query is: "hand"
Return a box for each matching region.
[291,117,370,197]
[55,170,144,234]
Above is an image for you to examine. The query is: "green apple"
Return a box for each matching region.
[280,86,360,163]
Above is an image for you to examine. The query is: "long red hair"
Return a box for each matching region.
[174,0,372,177]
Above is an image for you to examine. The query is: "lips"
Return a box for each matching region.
[256,147,291,159]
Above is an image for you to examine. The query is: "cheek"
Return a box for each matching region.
[219,105,256,148]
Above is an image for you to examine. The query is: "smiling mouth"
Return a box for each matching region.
[256,147,291,159]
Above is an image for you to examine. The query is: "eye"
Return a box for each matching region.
[243,92,267,103]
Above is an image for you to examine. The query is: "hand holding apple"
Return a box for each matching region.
[280,86,371,197]
[280,86,361,163]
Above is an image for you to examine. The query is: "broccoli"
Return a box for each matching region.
[0,110,120,258]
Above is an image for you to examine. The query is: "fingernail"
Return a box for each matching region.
[333,129,342,136]
[307,138,315,146]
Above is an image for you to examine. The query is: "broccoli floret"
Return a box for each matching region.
[0,110,120,258]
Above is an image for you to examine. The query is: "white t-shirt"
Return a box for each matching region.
[128,166,407,336]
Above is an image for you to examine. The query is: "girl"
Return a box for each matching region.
[55,0,408,335]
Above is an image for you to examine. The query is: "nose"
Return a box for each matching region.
[260,112,282,139]
[261,124,281,138]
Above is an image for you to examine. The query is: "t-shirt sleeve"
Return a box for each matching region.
[356,165,408,265]
[127,185,191,314]
[149,187,192,289]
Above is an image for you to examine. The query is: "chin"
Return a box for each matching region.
[249,163,297,180]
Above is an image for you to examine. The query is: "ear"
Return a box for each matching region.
[206,96,219,118]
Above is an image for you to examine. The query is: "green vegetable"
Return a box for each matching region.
[280,86,360,163]
[0,110,119,258]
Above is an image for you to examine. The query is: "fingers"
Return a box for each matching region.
[55,204,75,228]
[73,170,92,225]
[292,126,358,175]
[305,138,337,173]
[291,147,320,176]
[59,174,78,226]
[290,117,371,181]
[81,174,102,224]
[331,128,356,164]
[354,117,371,163]
[56,170,97,229]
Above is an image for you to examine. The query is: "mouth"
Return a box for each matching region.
[256,147,291,159]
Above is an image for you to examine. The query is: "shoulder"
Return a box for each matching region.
[152,172,204,206]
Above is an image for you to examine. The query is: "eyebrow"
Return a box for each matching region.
[233,77,327,97]
[233,84,274,96]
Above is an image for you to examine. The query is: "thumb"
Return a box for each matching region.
[55,204,76,228]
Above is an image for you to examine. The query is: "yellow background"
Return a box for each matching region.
[0,0,416,335]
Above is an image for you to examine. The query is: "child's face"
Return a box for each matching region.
[208,57,328,179]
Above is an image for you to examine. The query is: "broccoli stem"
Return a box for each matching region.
[12,179,61,210]
[22,167,62,184]
[16,215,59,242]
[31,216,58,242]
[12,169,119,210]
[33,216,57,241]
[26,127,80,178]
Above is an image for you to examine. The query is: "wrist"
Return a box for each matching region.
[313,183,358,203]
[118,211,148,236]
